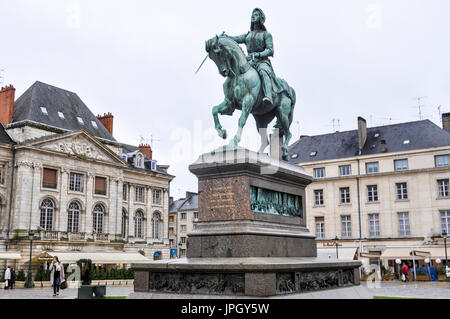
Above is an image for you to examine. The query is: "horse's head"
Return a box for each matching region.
[205,35,233,77]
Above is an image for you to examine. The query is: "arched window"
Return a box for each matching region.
[93,204,105,234]
[68,201,80,232]
[135,210,144,239]
[152,212,161,239]
[136,154,143,168]
[40,198,55,230]
[121,209,127,238]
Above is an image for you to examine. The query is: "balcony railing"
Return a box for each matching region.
[68,232,86,241]
[94,233,109,242]
[40,230,59,241]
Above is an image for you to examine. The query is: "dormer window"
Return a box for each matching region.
[291,153,299,159]
[58,112,65,119]
[40,107,48,115]
[136,154,143,168]
[77,117,84,125]
[310,151,317,157]
[403,139,410,145]
[150,160,157,171]
[374,133,380,138]
[91,121,98,128]
[122,154,127,162]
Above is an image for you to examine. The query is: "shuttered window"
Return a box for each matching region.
[95,176,107,195]
[42,168,57,189]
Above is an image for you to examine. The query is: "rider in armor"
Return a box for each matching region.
[225,8,276,107]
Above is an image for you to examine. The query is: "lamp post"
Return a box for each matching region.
[25,231,34,288]
[395,259,401,280]
[443,229,449,281]
[335,236,339,259]
[178,240,182,258]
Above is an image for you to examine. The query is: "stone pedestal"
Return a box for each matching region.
[132,148,361,296]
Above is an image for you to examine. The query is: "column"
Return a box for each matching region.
[85,172,94,237]
[146,186,152,241]
[58,168,70,232]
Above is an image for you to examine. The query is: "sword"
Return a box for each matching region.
[195,54,209,74]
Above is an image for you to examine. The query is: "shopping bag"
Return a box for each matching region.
[60,280,67,290]
[4,280,8,288]
[401,274,406,281]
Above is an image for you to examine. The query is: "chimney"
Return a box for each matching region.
[380,139,387,152]
[138,143,152,160]
[97,112,114,135]
[443,113,450,133]
[0,85,15,126]
[357,116,367,152]
[169,196,174,206]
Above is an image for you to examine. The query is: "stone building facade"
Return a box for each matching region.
[169,192,198,257]
[0,81,174,268]
[289,115,450,271]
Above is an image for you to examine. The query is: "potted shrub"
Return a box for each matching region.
[381,266,393,281]
[437,266,447,281]
[41,269,52,288]
[15,269,26,288]
[34,268,43,288]
[415,268,430,281]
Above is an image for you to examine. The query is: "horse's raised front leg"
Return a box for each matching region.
[212,100,234,139]
[230,94,254,148]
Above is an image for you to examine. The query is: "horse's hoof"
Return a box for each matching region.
[221,130,227,139]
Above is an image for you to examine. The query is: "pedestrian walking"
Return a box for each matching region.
[4,266,11,289]
[401,263,409,282]
[49,256,65,296]
[10,268,16,289]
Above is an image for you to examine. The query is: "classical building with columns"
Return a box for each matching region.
[0,81,174,269]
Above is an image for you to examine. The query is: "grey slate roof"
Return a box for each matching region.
[11,81,116,142]
[169,194,198,213]
[0,122,14,145]
[288,120,450,164]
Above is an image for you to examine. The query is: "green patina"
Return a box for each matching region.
[250,186,302,217]
[205,8,296,161]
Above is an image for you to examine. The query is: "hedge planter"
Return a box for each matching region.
[415,275,430,281]
[15,281,25,288]
[382,275,394,281]
[106,280,116,286]
[41,281,52,288]
[438,275,447,281]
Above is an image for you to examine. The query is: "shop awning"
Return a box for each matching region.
[0,252,21,260]
[42,252,152,264]
[380,247,449,260]
[317,247,359,260]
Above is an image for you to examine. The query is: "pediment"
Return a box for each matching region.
[29,132,125,165]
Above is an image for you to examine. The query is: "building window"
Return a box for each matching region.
[398,212,410,237]
[0,166,4,185]
[136,154,143,168]
[121,209,127,238]
[40,198,55,231]
[67,201,80,233]
[69,172,84,193]
[394,159,408,171]
[123,184,128,201]
[152,212,161,239]
[181,212,187,220]
[169,215,174,223]
[42,168,58,189]
[93,204,105,234]
[193,212,199,220]
[94,176,107,196]
[181,237,186,243]
[435,155,449,167]
[135,186,145,203]
[135,210,144,239]
[367,185,378,202]
[396,183,408,200]
[341,215,351,238]
[438,179,449,197]
[369,214,380,237]
[314,190,324,206]
[339,165,351,176]
[441,210,450,235]
[181,225,187,233]
[313,168,325,179]
[340,187,350,204]
[152,189,162,205]
[58,111,65,119]
[366,162,379,174]
[315,217,325,239]
[77,117,84,125]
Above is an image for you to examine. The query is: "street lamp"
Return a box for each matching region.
[178,240,182,258]
[25,231,34,288]
[395,259,401,280]
[443,229,449,282]
[335,236,339,259]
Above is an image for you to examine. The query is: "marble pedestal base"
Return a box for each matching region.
[132,257,361,297]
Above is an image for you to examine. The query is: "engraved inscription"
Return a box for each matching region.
[209,186,236,209]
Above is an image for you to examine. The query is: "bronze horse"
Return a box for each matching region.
[205,35,296,160]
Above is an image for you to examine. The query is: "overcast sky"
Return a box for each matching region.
[1,1,450,199]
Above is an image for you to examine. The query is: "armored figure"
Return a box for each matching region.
[225,8,277,107]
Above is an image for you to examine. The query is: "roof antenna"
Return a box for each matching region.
[438,105,442,123]
[0,68,5,86]
[413,96,427,120]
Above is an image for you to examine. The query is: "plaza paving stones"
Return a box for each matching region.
[0,281,448,299]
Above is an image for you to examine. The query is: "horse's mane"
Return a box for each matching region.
[218,36,246,58]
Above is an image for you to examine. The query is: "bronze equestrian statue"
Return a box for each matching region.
[205,8,296,161]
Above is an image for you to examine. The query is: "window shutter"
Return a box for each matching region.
[315,216,324,222]
[95,177,107,195]
[43,168,57,189]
